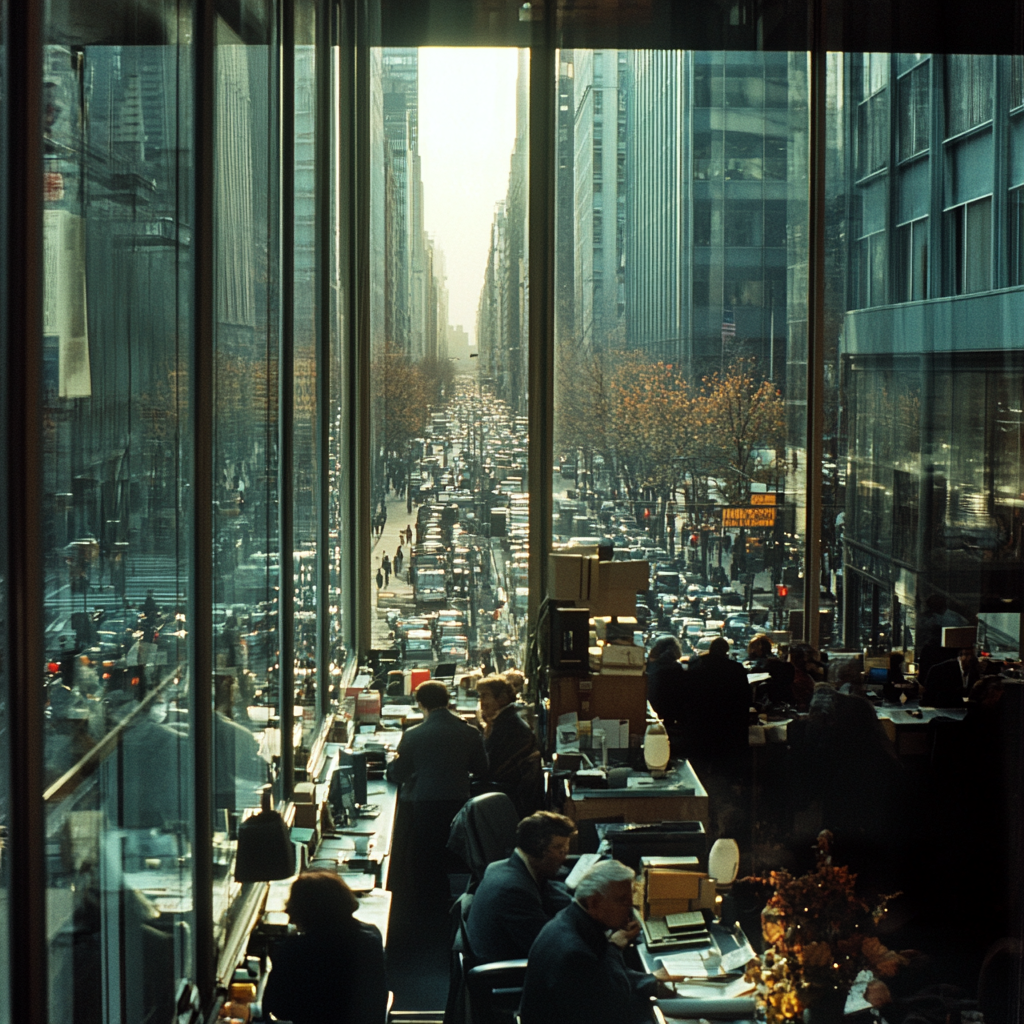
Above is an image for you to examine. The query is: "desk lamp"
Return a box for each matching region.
[643,721,670,774]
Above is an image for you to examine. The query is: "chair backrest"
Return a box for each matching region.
[449,792,519,882]
[465,960,528,1024]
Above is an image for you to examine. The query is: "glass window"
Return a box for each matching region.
[946,53,993,135]
[292,41,320,755]
[857,91,889,176]
[41,22,196,1022]
[1010,186,1024,286]
[1012,55,1024,110]
[831,55,1019,982]
[898,61,930,160]
[557,46,802,677]
[946,195,992,294]
[371,48,528,702]
[895,217,929,301]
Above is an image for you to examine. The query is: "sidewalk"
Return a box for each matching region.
[370,493,418,647]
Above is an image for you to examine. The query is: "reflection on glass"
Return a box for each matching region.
[369,48,528,688]
[293,44,319,753]
[210,35,277,954]
[828,50,1021,973]
[41,32,195,1022]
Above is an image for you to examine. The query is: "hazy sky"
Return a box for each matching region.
[417,48,520,346]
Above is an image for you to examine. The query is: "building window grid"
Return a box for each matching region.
[945,194,993,294]
[945,53,994,137]
[898,60,930,162]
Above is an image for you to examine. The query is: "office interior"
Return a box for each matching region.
[3,0,1024,1020]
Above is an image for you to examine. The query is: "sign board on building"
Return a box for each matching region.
[750,493,777,506]
[722,506,777,528]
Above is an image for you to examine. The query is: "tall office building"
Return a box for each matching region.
[477,50,530,413]
[569,49,628,353]
[834,53,1024,649]
[625,50,802,379]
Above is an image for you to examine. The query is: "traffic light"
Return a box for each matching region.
[690,532,699,547]
[643,507,651,521]
[775,583,789,598]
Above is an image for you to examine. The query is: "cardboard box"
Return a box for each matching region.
[549,553,599,602]
[355,691,381,724]
[590,560,649,617]
[647,897,692,918]
[292,802,319,829]
[600,645,644,672]
[696,876,717,910]
[646,868,705,901]
[640,855,700,872]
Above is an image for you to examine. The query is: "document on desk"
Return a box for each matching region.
[656,950,716,979]
[669,977,755,1000]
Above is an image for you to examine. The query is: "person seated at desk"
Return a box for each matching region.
[261,871,387,1024]
[747,633,795,707]
[387,680,489,908]
[477,673,542,816]
[922,648,980,708]
[466,810,576,963]
[519,859,676,1024]
[787,644,817,711]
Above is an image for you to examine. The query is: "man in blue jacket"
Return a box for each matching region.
[520,860,674,1024]
[466,810,576,963]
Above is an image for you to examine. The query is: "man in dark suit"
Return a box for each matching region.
[922,648,980,708]
[466,811,576,963]
[519,859,677,1024]
[685,638,751,763]
[387,681,489,907]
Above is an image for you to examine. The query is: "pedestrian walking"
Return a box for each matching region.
[382,554,391,587]
[376,567,384,591]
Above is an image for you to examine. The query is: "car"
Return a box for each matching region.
[402,630,435,661]
[693,634,734,653]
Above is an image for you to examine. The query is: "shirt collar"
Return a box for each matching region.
[515,847,538,882]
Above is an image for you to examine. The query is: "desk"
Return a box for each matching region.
[563,761,709,826]
[876,702,967,757]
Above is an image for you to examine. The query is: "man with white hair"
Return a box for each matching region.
[519,859,674,1024]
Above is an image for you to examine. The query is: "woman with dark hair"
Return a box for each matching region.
[477,673,542,815]
[261,871,387,1024]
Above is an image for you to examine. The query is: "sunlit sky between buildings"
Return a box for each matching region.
[417,48,521,347]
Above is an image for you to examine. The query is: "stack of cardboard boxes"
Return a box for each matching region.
[641,855,717,918]
[546,554,651,747]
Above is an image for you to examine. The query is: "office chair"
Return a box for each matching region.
[447,792,519,889]
[465,960,528,1024]
[444,893,476,1024]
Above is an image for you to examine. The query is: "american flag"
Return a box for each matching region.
[721,308,736,343]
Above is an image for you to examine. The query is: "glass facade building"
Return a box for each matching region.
[1,0,1023,1019]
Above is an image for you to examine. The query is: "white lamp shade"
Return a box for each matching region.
[708,838,740,885]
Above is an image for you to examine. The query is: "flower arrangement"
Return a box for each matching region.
[744,831,907,1023]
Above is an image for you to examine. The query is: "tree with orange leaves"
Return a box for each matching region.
[371,340,430,456]
[699,359,786,504]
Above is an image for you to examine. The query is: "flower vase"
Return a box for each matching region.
[803,986,849,1024]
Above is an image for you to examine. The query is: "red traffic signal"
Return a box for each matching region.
[775,583,789,598]
[643,507,651,519]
